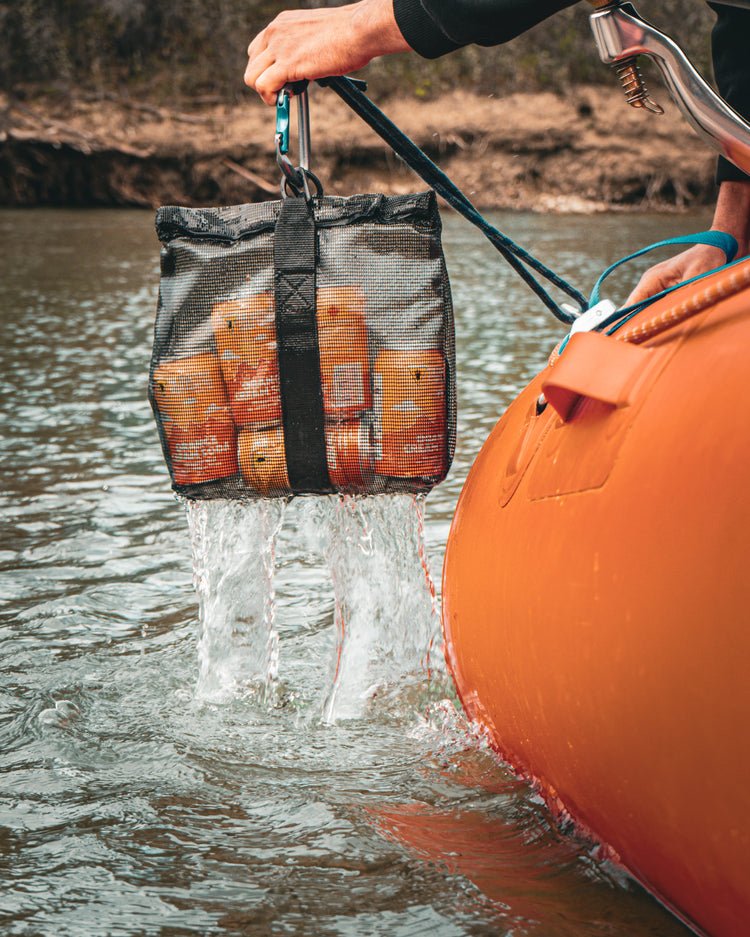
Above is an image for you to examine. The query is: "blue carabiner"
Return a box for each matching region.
[276,87,302,192]
[275,88,291,155]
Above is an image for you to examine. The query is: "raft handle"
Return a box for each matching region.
[542,331,652,421]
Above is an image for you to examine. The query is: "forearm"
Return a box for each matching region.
[393,0,579,58]
[345,0,412,61]
[711,180,750,256]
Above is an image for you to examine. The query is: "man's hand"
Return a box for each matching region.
[625,180,750,305]
[245,0,410,105]
[625,243,732,306]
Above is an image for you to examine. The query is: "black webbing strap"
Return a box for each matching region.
[273,197,331,492]
[318,76,587,323]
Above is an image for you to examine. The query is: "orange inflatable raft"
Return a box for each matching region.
[442,257,750,937]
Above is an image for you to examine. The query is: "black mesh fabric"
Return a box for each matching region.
[149,190,456,500]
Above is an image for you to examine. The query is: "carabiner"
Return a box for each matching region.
[275,82,320,199]
[275,87,300,190]
[275,88,292,157]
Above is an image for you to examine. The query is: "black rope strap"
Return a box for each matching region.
[318,76,586,323]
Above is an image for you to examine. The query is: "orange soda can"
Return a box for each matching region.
[238,426,290,495]
[372,349,447,478]
[152,354,238,485]
[211,294,282,427]
[317,286,372,422]
[325,419,374,489]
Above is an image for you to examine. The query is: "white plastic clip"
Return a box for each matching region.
[569,298,618,336]
[556,298,618,357]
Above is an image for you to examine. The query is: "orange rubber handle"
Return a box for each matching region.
[542,330,652,421]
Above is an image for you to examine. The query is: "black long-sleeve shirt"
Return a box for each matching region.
[392,0,750,183]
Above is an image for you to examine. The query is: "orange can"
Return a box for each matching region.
[238,426,290,495]
[325,419,374,489]
[372,348,447,478]
[317,286,372,421]
[152,354,238,485]
[211,294,282,427]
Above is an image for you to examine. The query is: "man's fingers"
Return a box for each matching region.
[244,48,278,99]
[255,68,288,106]
[244,1,410,105]
[625,277,660,307]
[623,246,728,306]
[247,28,267,58]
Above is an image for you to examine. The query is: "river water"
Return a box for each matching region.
[0,206,708,937]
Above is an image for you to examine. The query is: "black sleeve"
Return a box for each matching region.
[709,3,750,183]
[392,0,579,59]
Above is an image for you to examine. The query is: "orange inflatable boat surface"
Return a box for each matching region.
[442,258,750,937]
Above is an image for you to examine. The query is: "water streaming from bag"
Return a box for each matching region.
[186,494,440,720]
[187,498,285,704]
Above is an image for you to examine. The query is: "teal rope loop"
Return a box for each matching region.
[589,231,738,307]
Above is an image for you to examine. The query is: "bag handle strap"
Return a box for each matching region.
[318,76,587,323]
[274,196,331,492]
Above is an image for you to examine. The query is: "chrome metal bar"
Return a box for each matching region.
[297,90,311,172]
[590,3,750,176]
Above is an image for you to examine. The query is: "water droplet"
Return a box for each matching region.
[38,708,69,728]
[54,699,81,719]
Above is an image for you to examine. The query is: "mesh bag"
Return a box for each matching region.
[149,190,455,499]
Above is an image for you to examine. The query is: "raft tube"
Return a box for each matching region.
[442,257,750,937]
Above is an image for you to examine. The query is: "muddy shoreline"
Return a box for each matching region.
[0,86,718,212]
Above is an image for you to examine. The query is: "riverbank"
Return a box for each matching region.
[0,85,717,212]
